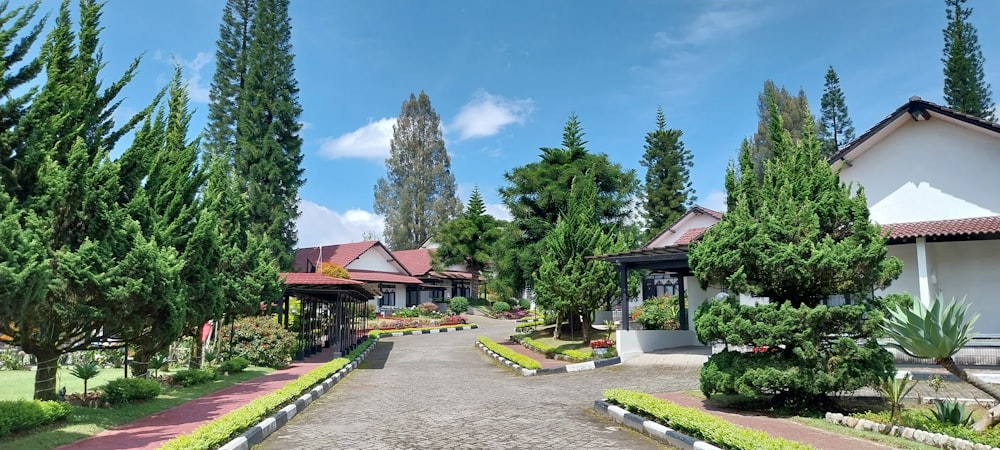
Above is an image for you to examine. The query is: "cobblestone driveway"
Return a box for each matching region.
[260,317,701,449]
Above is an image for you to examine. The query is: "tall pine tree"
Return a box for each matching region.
[750,81,812,173]
[640,107,695,238]
[818,66,855,158]
[374,91,461,250]
[205,0,255,165]
[943,0,994,120]
[434,187,500,299]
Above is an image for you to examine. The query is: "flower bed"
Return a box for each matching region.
[510,334,591,362]
[373,315,468,330]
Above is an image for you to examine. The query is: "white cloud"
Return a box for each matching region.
[450,90,533,141]
[175,52,212,103]
[485,203,511,221]
[296,200,384,247]
[703,190,728,212]
[319,118,396,160]
[653,1,776,48]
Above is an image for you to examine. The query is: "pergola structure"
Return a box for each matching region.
[592,245,693,331]
[278,273,378,359]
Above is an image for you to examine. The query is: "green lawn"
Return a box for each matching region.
[0,366,272,450]
[0,368,125,401]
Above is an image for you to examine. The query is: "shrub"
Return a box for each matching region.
[0,351,27,370]
[418,302,439,316]
[930,399,974,427]
[220,315,297,368]
[695,298,894,405]
[604,389,810,450]
[318,262,350,279]
[440,315,467,325]
[449,297,469,314]
[632,295,680,330]
[518,299,531,310]
[391,308,420,318]
[476,336,541,370]
[492,301,511,313]
[216,356,251,374]
[171,368,219,387]
[0,400,73,437]
[511,334,591,362]
[102,377,162,405]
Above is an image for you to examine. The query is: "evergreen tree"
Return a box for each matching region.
[205,0,255,165]
[235,0,304,269]
[943,0,995,120]
[498,114,639,295]
[0,0,181,399]
[0,1,45,192]
[750,81,812,173]
[534,174,631,342]
[818,66,855,158]
[640,107,695,238]
[374,91,461,250]
[434,187,500,299]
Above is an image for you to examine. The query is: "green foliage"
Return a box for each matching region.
[448,297,469,314]
[694,298,894,404]
[690,94,902,307]
[632,295,680,330]
[215,356,251,375]
[161,339,373,450]
[517,299,531,310]
[69,361,102,396]
[883,294,978,360]
[877,373,917,423]
[101,377,163,406]
[855,408,1000,447]
[0,352,27,371]
[511,334,591,362]
[0,400,73,437]
[513,321,545,331]
[640,107,695,237]
[476,336,542,370]
[170,369,219,387]
[927,374,945,394]
[492,301,511,313]
[148,354,168,377]
[497,114,639,295]
[434,187,501,298]
[375,91,461,250]
[749,81,814,167]
[930,399,974,427]
[0,0,45,193]
[818,66,856,157]
[418,302,439,316]
[604,389,812,450]
[220,316,297,368]
[391,308,420,318]
[942,0,994,120]
[367,324,475,338]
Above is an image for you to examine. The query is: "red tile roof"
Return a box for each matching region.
[883,215,1000,240]
[294,241,379,272]
[280,272,363,286]
[348,269,424,285]
[674,227,709,245]
[696,206,724,220]
[392,248,433,276]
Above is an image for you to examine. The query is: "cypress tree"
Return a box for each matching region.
[942,0,994,120]
[640,107,695,238]
[434,187,500,299]
[0,1,45,192]
[818,66,856,158]
[374,91,462,250]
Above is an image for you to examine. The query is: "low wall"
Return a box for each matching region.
[616,329,701,356]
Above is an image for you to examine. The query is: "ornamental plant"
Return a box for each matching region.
[448,297,469,314]
[220,316,296,368]
[632,295,680,330]
[589,338,615,348]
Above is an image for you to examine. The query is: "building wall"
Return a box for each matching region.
[646,213,720,248]
[838,118,1000,224]
[349,248,401,272]
[876,244,921,299]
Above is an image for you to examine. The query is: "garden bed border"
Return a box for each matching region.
[475,341,620,376]
[372,324,478,337]
[824,412,1000,450]
[592,399,721,450]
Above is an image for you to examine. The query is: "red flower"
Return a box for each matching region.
[590,339,615,348]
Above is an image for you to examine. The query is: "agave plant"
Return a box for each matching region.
[877,372,917,424]
[148,353,168,377]
[69,360,101,396]
[883,294,1000,432]
[930,399,974,427]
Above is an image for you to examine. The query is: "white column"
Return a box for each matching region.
[916,237,931,305]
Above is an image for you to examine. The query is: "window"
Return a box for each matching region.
[379,290,396,307]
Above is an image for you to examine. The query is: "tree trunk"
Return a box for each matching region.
[553,310,562,340]
[189,328,204,369]
[937,357,1000,432]
[130,348,152,378]
[581,310,593,343]
[33,350,60,400]
[470,270,480,301]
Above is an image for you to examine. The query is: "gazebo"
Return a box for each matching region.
[278,273,378,359]
[591,245,693,330]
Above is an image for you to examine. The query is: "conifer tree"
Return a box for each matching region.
[374,91,461,250]
[205,0,255,164]
[235,0,304,269]
[0,0,181,399]
[640,107,695,238]
[434,187,500,299]
[943,0,994,120]
[750,81,812,173]
[0,1,45,192]
[818,66,855,158]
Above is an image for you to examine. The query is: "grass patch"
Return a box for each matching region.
[790,416,938,450]
[0,366,272,450]
[0,369,123,401]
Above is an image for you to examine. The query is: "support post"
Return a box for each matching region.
[916,237,931,305]
[677,274,687,330]
[619,265,629,331]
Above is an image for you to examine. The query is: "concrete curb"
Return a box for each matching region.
[218,343,376,450]
[475,341,621,376]
[374,324,479,337]
[593,400,721,450]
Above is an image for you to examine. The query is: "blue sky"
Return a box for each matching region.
[30,0,1000,247]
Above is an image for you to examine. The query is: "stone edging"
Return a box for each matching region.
[824,413,1000,450]
[593,400,721,449]
[218,343,376,450]
[374,324,478,337]
[475,341,621,376]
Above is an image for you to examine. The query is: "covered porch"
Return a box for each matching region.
[278,273,378,360]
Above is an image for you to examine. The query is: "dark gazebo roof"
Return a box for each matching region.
[280,272,377,300]
[590,244,692,273]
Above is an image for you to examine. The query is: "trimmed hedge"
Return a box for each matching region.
[102,377,163,406]
[604,389,812,450]
[476,336,541,370]
[161,339,374,450]
[367,324,476,338]
[511,334,590,362]
[171,368,219,387]
[0,400,73,437]
[513,321,544,331]
[216,356,251,374]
